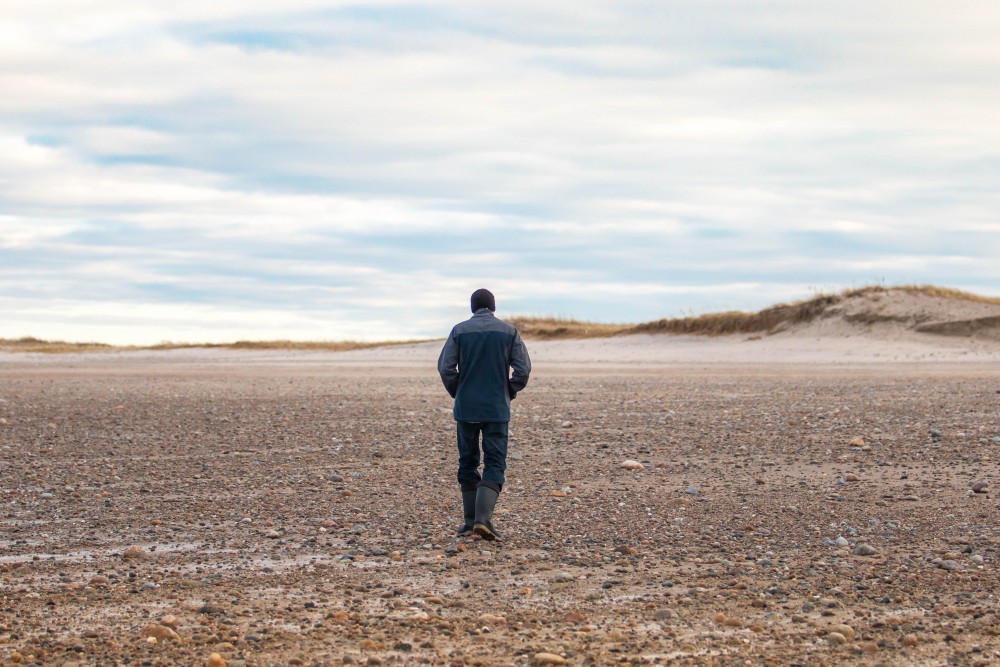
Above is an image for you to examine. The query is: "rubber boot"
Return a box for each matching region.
[456,489,477,536]
[472,484,500,541]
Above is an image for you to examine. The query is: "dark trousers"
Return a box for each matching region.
[456,420,508,492]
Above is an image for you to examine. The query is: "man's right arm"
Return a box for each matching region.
[437,330,460,398]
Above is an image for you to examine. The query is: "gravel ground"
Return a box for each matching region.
[1,356,999,666]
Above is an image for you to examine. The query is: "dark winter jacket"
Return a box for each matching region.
[437,308,531,422]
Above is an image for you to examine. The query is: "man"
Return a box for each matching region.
[437,288,531,541]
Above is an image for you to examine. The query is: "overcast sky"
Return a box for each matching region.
[2,1,999,344]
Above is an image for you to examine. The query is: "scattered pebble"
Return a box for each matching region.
[826,631,847,645]
[139,624,180,642]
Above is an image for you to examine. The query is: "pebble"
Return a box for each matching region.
[552,572,575,583]
[532,653,566,666]
[478,613,506,625]
[971,481,988,493]
[207,654,227,667]
[938,560,963,571]
[827,631,847,645]
[140,623,180,642]
[832,624,855,640]
[834,536,849,547]
[121,545,145,560]
[848,436,865,447]
[620,460,644,471]
[901,634,920,647]
[853,544,877,556]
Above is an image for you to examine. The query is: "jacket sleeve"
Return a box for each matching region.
[507,330,531,399]
[437,329,460,398]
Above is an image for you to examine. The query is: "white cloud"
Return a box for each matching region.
[1,1,999,342]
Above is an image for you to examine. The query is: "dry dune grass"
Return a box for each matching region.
[4,285,998,352]
[0,337,117,354]
[505,317,626,339]
[0,337,428,354]
[519,284,1000,339]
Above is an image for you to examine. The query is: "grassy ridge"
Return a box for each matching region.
[515,284,1000,339]
[4,285,999,352]
[0,337,430,354]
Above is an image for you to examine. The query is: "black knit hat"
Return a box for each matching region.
[470,288,496,313]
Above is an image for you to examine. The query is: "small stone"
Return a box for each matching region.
[827,631,847,645]
[550,490,567,498]
[620,460,644,471]
[265,530,282,539]
[478,613,506,625]
[140,623,180,642]
[207,654,227,667]
[938,560,963,571]
[853,544,876,556]
[561,421,573,428]
[834,536,849,547]
[532,653,566,666]
[122,545,145,560]
[848,436,865,447]
[552,572,574,583]
[832,624,855,641]
[844,474,859,482]
[901,634,920,647]
[972,481,988,493]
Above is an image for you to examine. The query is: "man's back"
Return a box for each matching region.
[438,308,531,423]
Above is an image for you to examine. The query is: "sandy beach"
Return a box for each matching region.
[2,324,999,666]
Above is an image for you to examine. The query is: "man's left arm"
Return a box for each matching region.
[508,331,531,399]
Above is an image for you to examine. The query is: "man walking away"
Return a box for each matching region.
[437,288,531,541]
